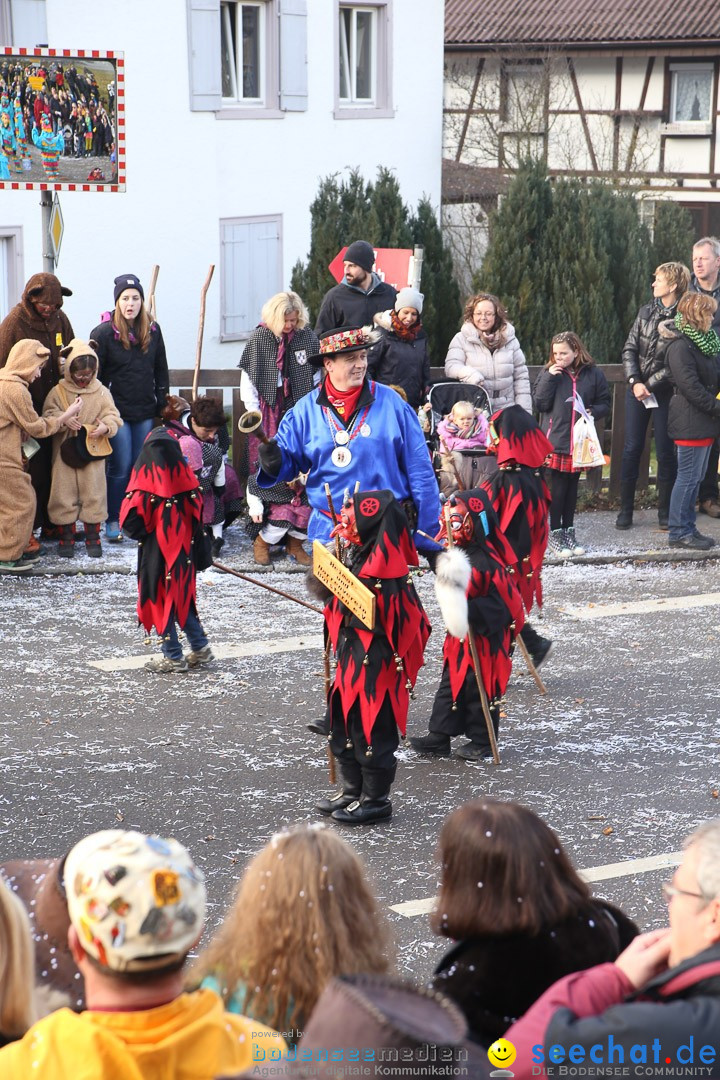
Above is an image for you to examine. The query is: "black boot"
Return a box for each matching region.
[58,523,75,558]
[331,767,394,825]
[519,621,553,668]
[615,481,635,530]
[316,761,362,815]
[307,705,330,736]
[657,480,673,530]
[83,521,102,558]
[408,730,451,756]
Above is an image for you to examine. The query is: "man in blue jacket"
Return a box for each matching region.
[315,240,397,336]
[256,325,440,552]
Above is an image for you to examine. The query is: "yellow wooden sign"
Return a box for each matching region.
[312,541,376,630]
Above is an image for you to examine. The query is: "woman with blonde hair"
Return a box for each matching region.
[188,824,390,1039]
[617,261,691,531]
[430,799,637,1049]
[0,876,36,1045]
[239,290,319,564]
[664,290,720,549]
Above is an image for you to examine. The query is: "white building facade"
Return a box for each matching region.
[0,0,444,369]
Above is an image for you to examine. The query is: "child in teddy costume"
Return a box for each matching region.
[316,489,431,824]
[410,487,525,762]
[0,339,81,570]
[43,339,122,557]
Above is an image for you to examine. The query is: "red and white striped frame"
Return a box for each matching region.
[0,47,125,191]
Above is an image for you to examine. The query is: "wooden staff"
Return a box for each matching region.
[211,560,323,614]
[192,265,215,402]
[147,264,159,322]
[325,482,341,559]
[323,643,337,784]
[515,632,547,694]
[438,435,465,492]
[444,504,500,765]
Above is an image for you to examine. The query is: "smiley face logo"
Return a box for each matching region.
[487,1039,516,1070]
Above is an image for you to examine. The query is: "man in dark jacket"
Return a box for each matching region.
[690,236,720,518]
[315,240,397,336]
[0,272,74,535]
[506,819,720,1080]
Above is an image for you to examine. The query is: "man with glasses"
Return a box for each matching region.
[505,820,720,1078]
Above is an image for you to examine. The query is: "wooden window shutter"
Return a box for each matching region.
[278,0,308,112]
[187,0,222,111]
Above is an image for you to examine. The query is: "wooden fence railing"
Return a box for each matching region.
[169,363,642,501]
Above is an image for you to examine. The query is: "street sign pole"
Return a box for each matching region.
[40,191,55,272]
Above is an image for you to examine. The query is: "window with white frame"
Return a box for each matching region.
[0,0,47,46]
[221,0,269,104]
[339,6,377,104]
[220,216,282,340]
[670,64,714,124]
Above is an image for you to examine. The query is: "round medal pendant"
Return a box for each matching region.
[360,423,371,437]
[331,446,353,468]
[334,429,350,445]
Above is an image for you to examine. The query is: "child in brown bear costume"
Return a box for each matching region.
[43,339,122,557]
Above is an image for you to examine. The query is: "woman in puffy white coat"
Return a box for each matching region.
[444,293,532,413]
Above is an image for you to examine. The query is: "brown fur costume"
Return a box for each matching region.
[0,274,74,528]
[0,340,65,559]
[43,339,122,525]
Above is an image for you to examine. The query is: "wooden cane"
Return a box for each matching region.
[192,265,215,402]
[515,632,547,694]
[324,483,341,559]
[211,561,323,614]
[147,264,159,322]
[444,505,501,765]
[323,640,337,784]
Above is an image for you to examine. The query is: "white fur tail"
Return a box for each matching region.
[434,548,471,639]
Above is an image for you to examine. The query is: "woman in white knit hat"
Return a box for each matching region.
[367,286,430,410]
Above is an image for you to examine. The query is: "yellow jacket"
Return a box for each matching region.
[0,989,284,1079]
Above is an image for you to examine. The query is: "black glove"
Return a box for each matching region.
[258,439,282,477]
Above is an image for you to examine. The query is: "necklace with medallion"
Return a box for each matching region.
[323,385,374,468]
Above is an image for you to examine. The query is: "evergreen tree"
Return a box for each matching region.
[367,168,413,248]
[410,197,461,364]
[650,201,695,269]
[290,173,344,323]
[479,159,554,363]
[588,185,651,356]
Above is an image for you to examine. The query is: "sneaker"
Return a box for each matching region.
[669,534,714,550]
[105,521,123,543]
[699,499,720,518]
[20,549,42,563]
[24,534,47,556]
[185,645,215,668]
[144,655,189,673]
[0,559,32,573]
[547,529,571,558]
[564,527,585,555]
[692,529,716,546]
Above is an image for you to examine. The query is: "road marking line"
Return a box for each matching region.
[89,635,324,672]
[390,850,683,917]
[561,593,720,621]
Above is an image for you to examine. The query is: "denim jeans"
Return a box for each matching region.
[668,444,713,540]
[107,418,154,522]
[620,386,676,488]
[161,607,208,660]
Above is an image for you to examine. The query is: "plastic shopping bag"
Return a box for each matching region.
[570,395,604,469]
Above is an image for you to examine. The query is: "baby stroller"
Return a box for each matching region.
[426,381,493,497]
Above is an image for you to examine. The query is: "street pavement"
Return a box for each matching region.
[1,507,720,988]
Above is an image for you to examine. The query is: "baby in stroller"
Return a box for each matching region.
[435,399,491,497]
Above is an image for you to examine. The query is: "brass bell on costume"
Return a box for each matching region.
[363,654,370,666]
[365,745,373,758]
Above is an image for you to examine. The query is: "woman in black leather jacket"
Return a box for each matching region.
[616,261,690,529]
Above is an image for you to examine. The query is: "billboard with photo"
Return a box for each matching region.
[0,48,124,191]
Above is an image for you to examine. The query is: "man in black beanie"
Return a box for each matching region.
[315,239,397,336]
